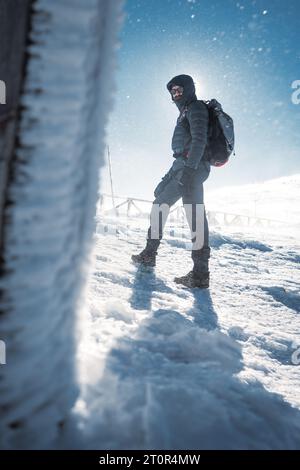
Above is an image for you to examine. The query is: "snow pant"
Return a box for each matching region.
[145,158,211,274]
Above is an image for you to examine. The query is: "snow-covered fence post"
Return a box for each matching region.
[0,0,124,449]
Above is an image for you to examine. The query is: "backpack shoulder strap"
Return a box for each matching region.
[177,104,189,123]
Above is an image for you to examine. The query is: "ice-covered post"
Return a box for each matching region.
[0,0,124,450]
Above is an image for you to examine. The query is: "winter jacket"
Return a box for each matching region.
[166,74,210,171]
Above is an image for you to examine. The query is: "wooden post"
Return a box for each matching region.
[107,145,118,216]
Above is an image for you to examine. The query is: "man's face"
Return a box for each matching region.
[170,85,184,100]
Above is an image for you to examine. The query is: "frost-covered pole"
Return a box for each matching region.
[0,0,124,449]
[0,0,31,251]
[107,145,117,215]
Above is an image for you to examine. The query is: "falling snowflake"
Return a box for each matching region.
[262,10,268,15]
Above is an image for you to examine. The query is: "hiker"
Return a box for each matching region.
[132,74,211,288]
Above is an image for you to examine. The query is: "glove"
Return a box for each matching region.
[179,166,196,187]
[154,172,171,198]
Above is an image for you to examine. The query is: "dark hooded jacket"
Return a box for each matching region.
[166,74,209,171]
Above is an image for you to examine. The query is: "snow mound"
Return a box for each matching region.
[72,307,300,450]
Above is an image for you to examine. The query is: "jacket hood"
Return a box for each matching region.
[166,74,197,110]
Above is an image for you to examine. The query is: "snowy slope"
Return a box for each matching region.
[63,176,300,450]
[206,173,300,226]
[98,174,300,231]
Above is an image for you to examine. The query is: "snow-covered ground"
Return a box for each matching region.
[62,175,300,450]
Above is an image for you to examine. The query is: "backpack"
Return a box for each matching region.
[202,99,235,167]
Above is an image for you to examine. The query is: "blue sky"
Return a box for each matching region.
[104,0,300,198]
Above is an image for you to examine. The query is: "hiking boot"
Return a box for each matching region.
[174,270,209,288]
[131,249,156,267]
